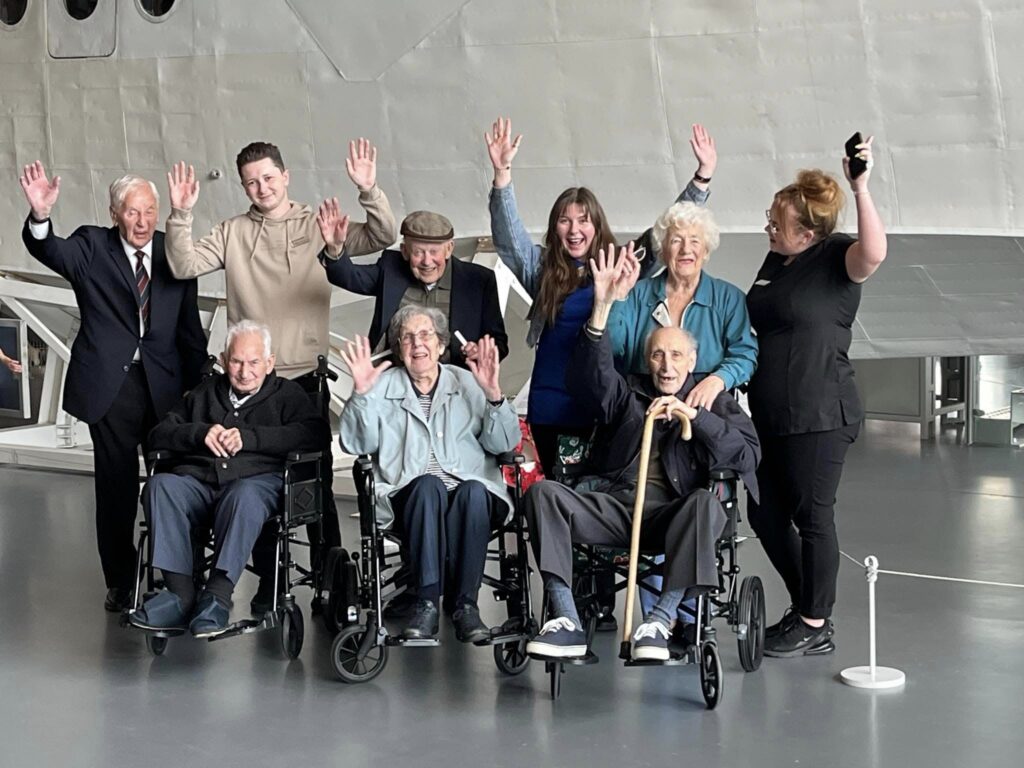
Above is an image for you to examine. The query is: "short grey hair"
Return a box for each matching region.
[388,305,450,359]
[643,325,698,359]
[225,320,273,358]
[650,201,720,259]
[108,175,159,212]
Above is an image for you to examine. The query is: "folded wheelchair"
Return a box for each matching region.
[327,453,536,683]
[122,356,337,659]
[532,410,765,709]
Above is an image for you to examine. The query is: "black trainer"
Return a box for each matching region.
[764,615,834,657]
[403,599,440,640]
[765,606,797,639]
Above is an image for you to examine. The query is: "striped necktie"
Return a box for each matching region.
[134,250,150,332]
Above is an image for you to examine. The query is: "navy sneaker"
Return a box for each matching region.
[526,617,587,658]
[764,616,833,657]
[128,591,188,631]
[631,619,671,661]
[189,592,231,638]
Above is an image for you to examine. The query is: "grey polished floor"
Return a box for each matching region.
[2,423,1023,767]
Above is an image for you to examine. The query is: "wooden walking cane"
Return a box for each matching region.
[620,404,692,658]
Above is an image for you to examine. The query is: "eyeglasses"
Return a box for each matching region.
[764,209,779,235]
[399,329,437,347]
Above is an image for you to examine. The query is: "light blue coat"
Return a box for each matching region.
[339,365,520,527]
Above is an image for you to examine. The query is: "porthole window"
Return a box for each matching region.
[64,0,98,21]
[139,0,175,18]
[0,0,28,27]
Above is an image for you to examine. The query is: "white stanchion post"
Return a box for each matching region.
[841,555,906,689]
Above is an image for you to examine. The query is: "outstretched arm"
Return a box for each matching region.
[164,161,227,279]
[843,136,887,283]
[336,138,398,257]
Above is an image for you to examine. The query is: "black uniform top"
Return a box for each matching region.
[746,233,863,436]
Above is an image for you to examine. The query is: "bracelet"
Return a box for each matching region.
[693,172,712,184]
[488,397,505,407]
[29,212,50,224]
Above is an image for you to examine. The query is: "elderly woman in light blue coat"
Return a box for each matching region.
[340,305,519,644]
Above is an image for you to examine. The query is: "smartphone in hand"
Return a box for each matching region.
[845,132,868,179]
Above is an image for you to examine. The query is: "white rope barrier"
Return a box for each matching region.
[839,549,1024,589]
[840,555,906,690]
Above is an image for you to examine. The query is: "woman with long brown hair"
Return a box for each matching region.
[485,117,715,475]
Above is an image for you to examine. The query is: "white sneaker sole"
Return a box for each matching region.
[632,645,670,662]
[526,640,587,658]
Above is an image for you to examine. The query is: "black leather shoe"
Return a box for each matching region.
[403,599,440,640]
[105,587,131,613]
[452,604,490,643]
[249,579,274,617]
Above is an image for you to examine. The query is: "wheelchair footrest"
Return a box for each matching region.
[474,629,528,647]
[208,618,265,642]
[388,636,440,648]
[529,651,598,666]
[623,653,690,667]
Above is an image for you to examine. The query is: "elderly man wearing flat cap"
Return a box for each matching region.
[317,205,508,367]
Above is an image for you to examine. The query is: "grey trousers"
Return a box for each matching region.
[144,472,283,585]
[524,480,726,594]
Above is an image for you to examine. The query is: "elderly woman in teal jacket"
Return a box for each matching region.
[607,202,757,408]
[340,305,519,644]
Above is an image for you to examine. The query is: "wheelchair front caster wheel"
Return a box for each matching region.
[146,634,168,657]
[331,625,388,684]
[280,606,304,660]
[493,638,530,676]
[737,575,765,673]
[699,642,723,710]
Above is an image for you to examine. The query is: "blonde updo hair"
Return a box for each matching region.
[775,170,845,239]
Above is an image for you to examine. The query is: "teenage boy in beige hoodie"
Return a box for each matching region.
[164,139,398,609]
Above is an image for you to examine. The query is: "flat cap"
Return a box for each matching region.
[400,210,454,242]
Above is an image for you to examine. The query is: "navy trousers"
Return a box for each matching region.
[391,476,503,608]
[144,472,283,585]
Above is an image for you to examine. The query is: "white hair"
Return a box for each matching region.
[643,326,699,359]
[108,175,159,211]
[225,320,273,358]
[650,201,720,258]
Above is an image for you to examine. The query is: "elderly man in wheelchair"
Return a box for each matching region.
[524,246,760,664]
[128,320,329,638]
[339,305,520,643]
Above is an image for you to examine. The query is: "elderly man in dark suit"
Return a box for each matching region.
[19,160,207,613]
[316,206,509,367]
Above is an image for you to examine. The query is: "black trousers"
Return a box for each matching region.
[391,476,503,608]
[524,480,726,595]
[87,364,157,589]
[747,421,860,620]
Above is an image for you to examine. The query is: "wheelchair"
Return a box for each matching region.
[123,356,337,659]
[328,453,536,683]
[530,412,765,709]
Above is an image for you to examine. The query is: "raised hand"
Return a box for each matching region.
[689,123,717,181]
[611,241,640,301]
[843,134,875,191]
[465,335,501,402]
[341,335,392,395]
[485,117,522,171]
[589,241,639,304]
[19,161,61,221]
[346,138,378,192]
[316,197,351,256]
[167,161,200,211]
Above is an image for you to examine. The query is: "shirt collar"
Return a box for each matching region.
[120,236,153,260]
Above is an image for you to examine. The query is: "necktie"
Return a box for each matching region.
[134,251,150,333]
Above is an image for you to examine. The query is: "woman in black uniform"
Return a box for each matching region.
[746,137,886,658]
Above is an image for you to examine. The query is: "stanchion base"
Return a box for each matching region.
[840,665,906,689]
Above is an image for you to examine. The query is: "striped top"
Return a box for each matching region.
[418,390,459,490]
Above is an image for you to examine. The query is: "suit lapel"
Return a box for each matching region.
[107,228,140,307]
[149,231,167,327]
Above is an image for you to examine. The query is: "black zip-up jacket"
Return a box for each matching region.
[567,329,761,503]
[148,371,330,487]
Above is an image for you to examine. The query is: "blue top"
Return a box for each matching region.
[488,180,710,425]
[607,270,758,389]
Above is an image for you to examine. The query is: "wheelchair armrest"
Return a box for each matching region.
[497,451,525,467]
[147,450,174,462]
[316,354,339,382]
[710,469,738,482]
[286,451,323,464]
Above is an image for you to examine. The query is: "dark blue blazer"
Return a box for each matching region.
[22,218,207,425]
[323,248,508,368]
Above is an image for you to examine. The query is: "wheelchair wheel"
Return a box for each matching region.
[146,634,168,657]
[493,638,530,676]
[699,642,723,710]
[737,575,766,673]
[280,605,304,660]
[332,624,388,684]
